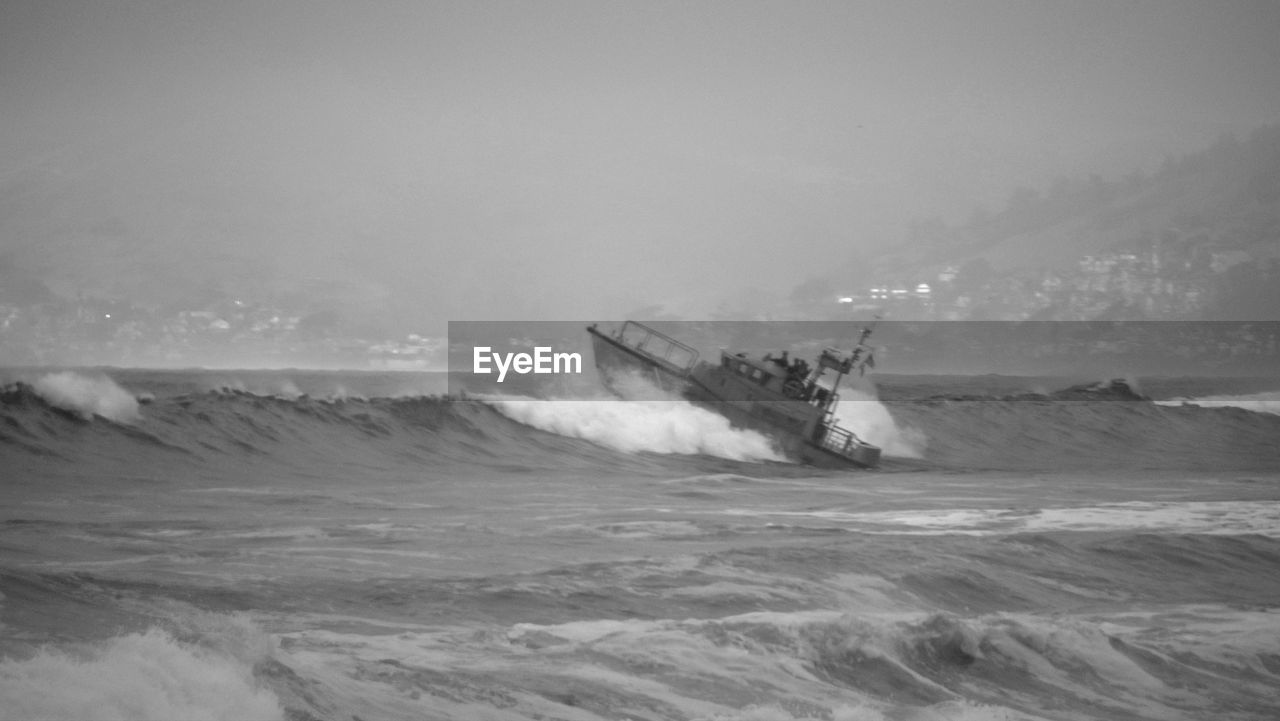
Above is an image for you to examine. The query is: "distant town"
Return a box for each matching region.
[1,234,1274,369]
[836,242,1263,322]
[0,295,444,369]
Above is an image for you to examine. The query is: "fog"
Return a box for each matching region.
[2,0,1278,338]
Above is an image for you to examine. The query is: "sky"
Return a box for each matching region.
[1,0,1278,328]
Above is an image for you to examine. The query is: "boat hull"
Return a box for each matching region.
[678,392,881,469]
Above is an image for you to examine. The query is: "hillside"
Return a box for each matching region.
[847,124,1280,320]
[896,125,1278,269]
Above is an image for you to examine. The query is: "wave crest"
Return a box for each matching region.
[31,372,140,423]
[484,396,787,462]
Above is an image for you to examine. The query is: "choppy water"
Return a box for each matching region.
[2,368,1279,720]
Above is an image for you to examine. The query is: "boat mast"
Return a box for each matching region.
[826,319,876,404]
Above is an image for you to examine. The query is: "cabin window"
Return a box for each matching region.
[737,362,750,375]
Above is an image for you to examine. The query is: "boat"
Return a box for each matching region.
[586,321,882,468]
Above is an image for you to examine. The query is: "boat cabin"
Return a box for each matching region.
[713,351,836,410]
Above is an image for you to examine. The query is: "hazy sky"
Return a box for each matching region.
[2,0,1278,325]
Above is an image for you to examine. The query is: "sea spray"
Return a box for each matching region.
[834,389,926,458]
[485,396,786,462]
[204,377,304,399]
[32,371,141,423]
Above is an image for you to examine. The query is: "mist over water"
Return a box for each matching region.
[3,3,1278,333]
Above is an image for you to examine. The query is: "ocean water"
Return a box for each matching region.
[2,368,1280,721]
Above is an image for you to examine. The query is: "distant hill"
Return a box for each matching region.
[826,123,1280,320]
[890,124,1278,272]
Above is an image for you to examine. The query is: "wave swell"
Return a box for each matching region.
[3,372,1280,475]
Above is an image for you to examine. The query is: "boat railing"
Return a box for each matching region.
[816,423,867,457]
[616,321,700,373]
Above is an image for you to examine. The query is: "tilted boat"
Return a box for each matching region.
[586,321,881,468]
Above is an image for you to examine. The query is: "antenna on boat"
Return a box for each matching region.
[850,315,879,376]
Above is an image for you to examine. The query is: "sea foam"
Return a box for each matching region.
[486,396,786,462]
[0,627,283,721]
[1156,391,1280,416]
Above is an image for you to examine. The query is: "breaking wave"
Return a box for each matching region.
[3,375,1280,473]
[484,396,786,462]
[269,578,1280,720]
[0,621,282,721]
[31,371,140,423]
[1156,391,1280,416]
[882,394,1280,471]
